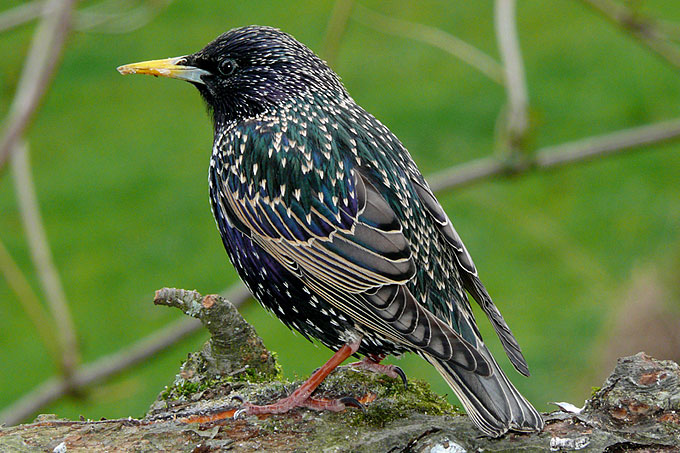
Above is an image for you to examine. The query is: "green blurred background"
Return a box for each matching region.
[1,0,679,423]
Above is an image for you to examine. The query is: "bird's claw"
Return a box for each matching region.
[339,396,366,413]
[231,395,251,419]
[392,365,408,390]
[233,405,250,419]
[347,358,408,390]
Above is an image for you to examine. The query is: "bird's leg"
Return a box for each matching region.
[235,338,363,416]
[348,354,408,389]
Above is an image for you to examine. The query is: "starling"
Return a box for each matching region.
[118,25,544,437]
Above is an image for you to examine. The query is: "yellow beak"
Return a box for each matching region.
[117,56,210,85]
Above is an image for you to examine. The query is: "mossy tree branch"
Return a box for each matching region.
[1,289,678,452]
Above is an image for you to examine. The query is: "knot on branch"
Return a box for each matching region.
[584,352,680,437]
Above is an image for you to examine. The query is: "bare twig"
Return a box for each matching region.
[658,19,680,43]
[11,142,80,377]
[321,0,355,67]
[0,1,43,33]
[0,0,175,36]
[534,117,680,167]
[494,0,530,155]
[0,0,77,175]
[0,283,252,426]
[428,117,680,193]
[428,156,506,193]
[351,3,504,84]
[579,0,680,71]
[0,317,200,427]
[0,236,60,363]
[74,0,174,34]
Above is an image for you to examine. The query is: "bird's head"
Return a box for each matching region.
[118,26,348,127]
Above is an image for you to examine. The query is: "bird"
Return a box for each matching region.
[118,25,544,437]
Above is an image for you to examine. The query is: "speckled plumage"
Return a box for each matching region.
[124,25,544,437]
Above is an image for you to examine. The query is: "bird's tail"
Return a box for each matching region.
[424,347,544,437]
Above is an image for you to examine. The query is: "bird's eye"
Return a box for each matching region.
[218,59,237,76]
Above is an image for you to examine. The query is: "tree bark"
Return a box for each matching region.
[1,288,678,452]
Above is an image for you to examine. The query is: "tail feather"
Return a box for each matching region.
[462,273,531,377]
[425,349,544,437]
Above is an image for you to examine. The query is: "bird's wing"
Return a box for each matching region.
[211,118,491,375]
[411,179,530,376]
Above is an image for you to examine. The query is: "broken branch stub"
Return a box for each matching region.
[153,287,278,380]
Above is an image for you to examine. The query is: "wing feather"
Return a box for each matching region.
[412,179,530,376]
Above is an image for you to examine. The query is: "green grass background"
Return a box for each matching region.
[1,0,679,422]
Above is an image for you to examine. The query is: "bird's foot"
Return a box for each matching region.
[347,355,408,389]
[230,339,364,418]
[233,393,364,417]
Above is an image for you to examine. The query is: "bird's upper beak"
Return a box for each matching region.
[117,56,211,85]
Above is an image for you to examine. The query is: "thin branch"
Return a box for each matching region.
[534,117,680,167]
[494,0,529,154]
[11,142,80,377]
[0,283,252,426]
[658,19,680,43]
[579,0,680,71]
[74,0,175,34]
[0,236,60,363]
[428,156,506,193]
[351,3,504,85]
[0,317,199,427]
[321,0,355,67]
[0,0,77,176]
[428,117,680,193]
[0,0,175,35]
[0,1,43,33]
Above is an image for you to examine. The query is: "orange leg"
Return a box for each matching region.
[348,354,408,389]
[235,338,363,416]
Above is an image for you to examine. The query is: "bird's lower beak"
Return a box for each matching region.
[117,56,210,85]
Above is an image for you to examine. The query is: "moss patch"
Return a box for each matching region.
[310,366,460,428]
[156,348,285,406]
